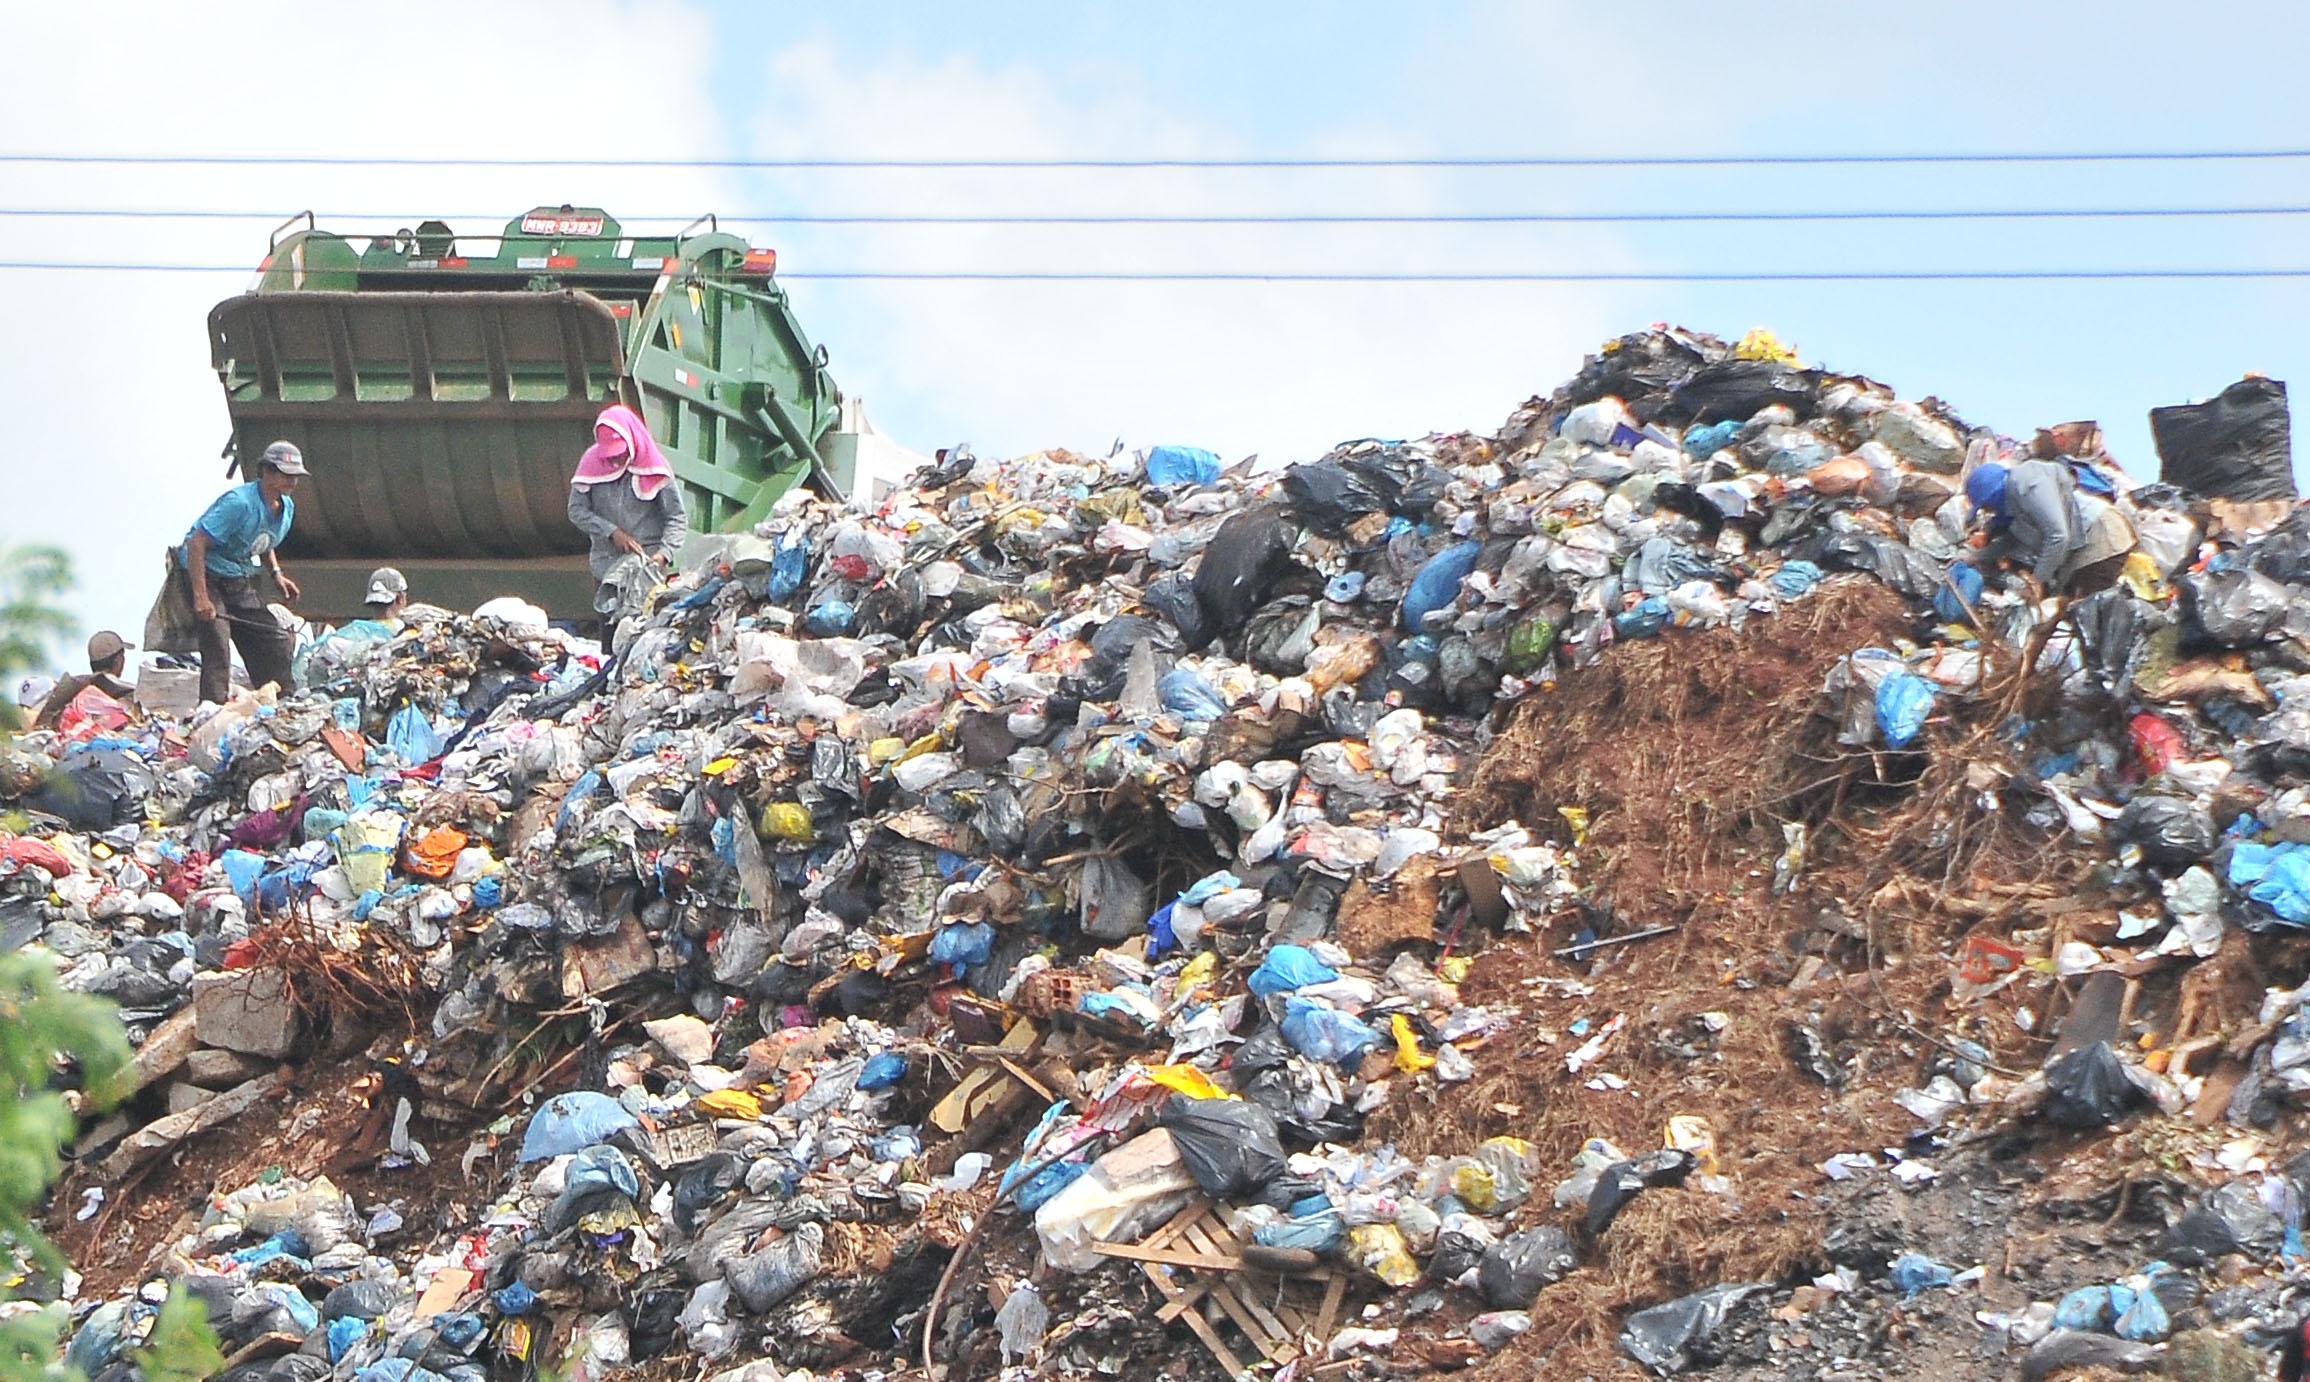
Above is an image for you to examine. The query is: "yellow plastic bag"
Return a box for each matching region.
[866,737,907,767]
[334,814,404,896]
[1172,951,1217,1003]
[759,802,815,843]
[2118,551,2167,601]
[1450,1161,1500,1214]
[696,1089,765,1121]
[1733,327,1800,364]
[1391,1014,1435,1073]
[1145,1064,1232,1101]
[1348,1224,1420,1287]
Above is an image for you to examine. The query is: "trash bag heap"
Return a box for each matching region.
[13,324,2310,1377]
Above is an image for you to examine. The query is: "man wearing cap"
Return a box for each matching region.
[31,631,137,730]
[182,440,305,704]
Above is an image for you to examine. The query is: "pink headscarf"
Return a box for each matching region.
[572,404,674,500]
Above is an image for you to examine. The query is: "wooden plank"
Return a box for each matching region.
[1175,1300,1248,1380]
[1092,1240,1243,1272]
[1316,1271,1347,1339]
[1215,1273,1293,1356]
[1202,1282,1278,1360]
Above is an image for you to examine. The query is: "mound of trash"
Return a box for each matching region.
[12,325,2310,1380]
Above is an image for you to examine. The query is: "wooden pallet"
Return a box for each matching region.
[1093,1198,1350,1378]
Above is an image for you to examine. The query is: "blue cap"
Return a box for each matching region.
[1965,462,2009,511]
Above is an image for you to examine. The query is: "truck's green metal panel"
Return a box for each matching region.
[212,210,844,621]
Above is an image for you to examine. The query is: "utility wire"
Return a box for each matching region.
[2,148,2309,170]
[6,205,2310,226]
[5,261,2310,282]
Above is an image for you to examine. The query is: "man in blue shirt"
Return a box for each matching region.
[182,440,306,704]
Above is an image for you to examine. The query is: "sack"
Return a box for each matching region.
[2151,377,2295,501]
[143,547,201,654]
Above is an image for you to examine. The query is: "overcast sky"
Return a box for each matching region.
[6,0,2310,652]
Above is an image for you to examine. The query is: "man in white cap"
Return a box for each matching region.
[182,439,305,703]
[31,630,137,729]
[297,567,410,688]
[360,566,410,625]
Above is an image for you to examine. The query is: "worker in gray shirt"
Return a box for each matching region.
[568,403,688,615]
[1965,459,2135,596]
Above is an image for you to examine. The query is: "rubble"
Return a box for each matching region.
[15,325,2310,1377]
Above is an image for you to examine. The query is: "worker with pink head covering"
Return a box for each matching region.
[568,403,687,613]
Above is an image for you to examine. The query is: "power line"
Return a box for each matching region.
[6,205,2310,227]
[2,148,2309,171]
[5,260,2310,283]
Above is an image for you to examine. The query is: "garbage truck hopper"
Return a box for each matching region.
[209,208,854,620]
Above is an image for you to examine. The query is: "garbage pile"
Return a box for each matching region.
[13,325,2310,1378]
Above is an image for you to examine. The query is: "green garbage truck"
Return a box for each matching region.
[208,206,891,620]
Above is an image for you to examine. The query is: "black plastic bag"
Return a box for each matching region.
[1478,1226,1578,1307]
[1069,614,1175,700]
[1338,450,1450,517]
[25,749,155,832]
[2071,587,2171,687]
[1281,462,1388,536]
[2163,1180,2284,1265]
[321,1278,403,1321]
[1619,1282,1768,1372]
[2151,377,2295,502]
[1426,1225,1493,1283]
[2042,1040,2147,1129]
[1192,505,1299,640]
[2181,567,2291,647]
[1140,574,1212,647]
[1647,359,1818,426]
[1156,1094,1287,1197]
[2115,795,2216,868]
[674,1152,746,1234]
[1585,1148,1696,1238]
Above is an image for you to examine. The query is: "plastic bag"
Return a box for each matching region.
[1155,1094,1286,1197]
[2182,567,2291,646]
[2165,1181,2283,1264]
[1401,541,1483,631]
[1141,574,1213,647]
[1889,1251,1955,1297]
[1157,667,1227,722]
[1348,1223,1419,1287]
[385,704,445,763]
[1248,945,1337,998]
[1145,445,1221,488]
[1079,855,1152,941]
[995,1282,1049,1366]
[1874,673,1935,749]
[1618,1282,1768,1372]
[2042,1041,2146,1130]
[1585,1149,1696,1237]
[25,748,155,831]
[519,1091,639,1162]
[2115,796,2215,869]
[724,1222,824,1313]
[1477,1227,1578,1308]
[1283,462,1389,535]
[1035,1129,1199,1272]
[1280,998,1380,1066]
[1192,505,1298,640]
[2151,376,2295,501]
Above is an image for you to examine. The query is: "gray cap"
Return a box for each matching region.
[259,440,307,476]
[364,567,409,604]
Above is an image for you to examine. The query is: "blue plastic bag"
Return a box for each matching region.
[859,1052,908,1089]
[1011,1159,1088,1213]
[1932,562,1984,624]
[494,1282,539,1316]
[803,599,857,637]
[1682,419,1742,457]
[1248,945,1337,999]
[2053,1284,2114,1332]
[385,703,445,763]
[1875,673,1936,749]
[1254,1207,1345,1253]
[327,1315,368,1362]
[1401,541,1483,631]
[557,770,602,832]
[220,849,266,904]
[2249,849,2310,925]
[1147,900,1178,955]
[1158,668,1227,722]
[2114,1283,2170,1341]
[1145,445,1221,488]
[1324,571,1367,603]
[471,875,504,909]
[930,920,995,969]
[1889,1252,1954,1298]
[1612,597,1670,640]
[1767,560,1824,602]
[1280,998,1380,1066]
[519,1091,639,1162]
[767,534,809,602]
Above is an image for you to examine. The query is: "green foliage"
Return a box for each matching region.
[0,545,74,734]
